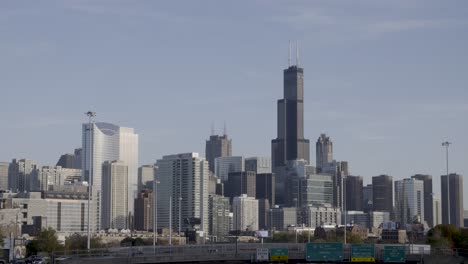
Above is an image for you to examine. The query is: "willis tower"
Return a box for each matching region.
[271,43,310,204]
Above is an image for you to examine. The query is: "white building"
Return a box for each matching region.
[102,160,128,230]
[433,197,442,226]
[8,159,38,192]
[138,165,157,192]
[156,153,209,233]
[394,178,424,225]
[82,122,138,229]
[37,166,81,191]
[232,194,258,231]
[302,205,341,227]
[0,162,9,191]
[369,211,390,230]
[214,156,244,182]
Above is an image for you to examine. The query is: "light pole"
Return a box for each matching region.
[343,175,347,245]
[153,180,160,252]
[442,141,451,224]
[169,195,172,245]
[85,111,96,251]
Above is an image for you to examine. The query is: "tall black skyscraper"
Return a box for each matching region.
[316,134,333,172]
[441,173,464,227]
[372,175,393,215]
[345,175,363,211]
[206,132,232,173]
[271,47,310,204]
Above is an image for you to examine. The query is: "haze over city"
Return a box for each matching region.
[1,0,468,206]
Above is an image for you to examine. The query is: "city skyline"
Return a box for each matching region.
[1,1,468,207]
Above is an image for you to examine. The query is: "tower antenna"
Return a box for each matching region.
[223,122,227,136]
[296,40,300,67]
[288,40,291,67]
[211,122,214,136]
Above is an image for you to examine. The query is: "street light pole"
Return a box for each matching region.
[343,175,347,245]
[153,179,160,252]
[85,111,96,251]
[442,141,451,225]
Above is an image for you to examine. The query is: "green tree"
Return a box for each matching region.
[28,227,63,256]
[65,234,104,250]
[427,224,465,248]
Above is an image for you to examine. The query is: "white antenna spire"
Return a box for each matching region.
[296,40,300,67]
[288,40,291,67]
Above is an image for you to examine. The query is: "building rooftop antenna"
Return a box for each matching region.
[296,40,300,67]
[288,40,291,67]
[223,122,227,136]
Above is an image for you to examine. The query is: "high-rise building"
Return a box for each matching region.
[0,162,9,191]
[214,156,244,182]
[411,174,433,227]
[301,205,341,228]
[268,206,297,231]
[138,165,157,192]
[321,161,348,209]
[441,173,464,227]
[292,174,333,208]
[255,173,275,206]
[208,195,232,242]
[245,157,272,174]
[8,159,38,192]
[101,160,128,230]
[36,166,81,190]
[372,175,393,215]
[433,197,442,226]
[74,148,82,169]
[271,57,310,204]
[316,134,333,172]
[82,122,138,226]
[345,175,363,211]
[258,198,270,230]
[363,184,373,212]
[205,134,232,173]
[156,153,209,233]
[134,189,154,231]
[56,154,76,169]
[232,194,258,231]
[394,178,424,225]
[224,171,256,201]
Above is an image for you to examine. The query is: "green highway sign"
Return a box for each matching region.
[270,248,288,261]
[351,244,375,262]
[384,245,406,263]
[306,242,343,262]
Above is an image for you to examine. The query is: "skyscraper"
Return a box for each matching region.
[316,134,333,172]
[82,122,138,227]
[138,165,157,192]
[56,154,76,169]
[411,174,433,227]
[345,175,363,211]
[394,178,424,225]
[441,173,464,227]
[363,184,373,212]
[372,175,393,215]
[232,194,258,232]
[245,157,272,174]
[0,162,9,191]
[205,133,232,173]
[208,195,232,242]
[101,160,129,230]
[214,156,244,182]
[271,51,310,204]
[255,173,275,206]
[224,171,256,201]
[156,153,209,233]
[134,189,154,231]
[8,159,38,192]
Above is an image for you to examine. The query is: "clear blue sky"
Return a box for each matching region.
[1,1,467,206]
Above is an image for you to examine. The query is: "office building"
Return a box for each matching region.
[268,206,297,231]
[134,189,154,231]
[214,156,244,182]
[321,160,348,209]
[138,165,157,192]
[74,148,82,169]
[316,134,333,172]
[345,175,363,211]
[441,173,464,227]
[344,211,368,227]
[394,178,424,225]
[232,194,258,231]
[363,184,373,212]
[245,157,271,174]
[369,211,390,230]
[271,56,310,204]
[37,166,81,190]
[433,197,442,226]
[255,173,275,206]
[156,153,209,233]
[56,154,76,169]
[208,195,231,242]
[82,122,138,227]
[411,174,434,227]
[301,205,341,228]
[102,160,128,229]
[372,175,393,214]
[0,162,9,191]
[293,173,333,207]
[8,159,38,192]
[258,198,270,230]
[224,171,256,201]
[280,159,316,207]
[205,133,232,173]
